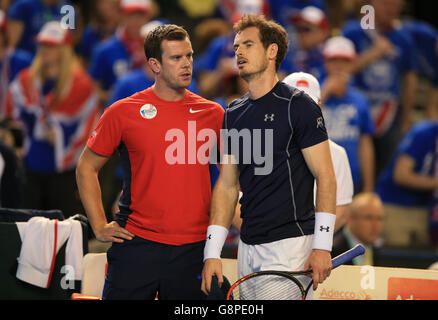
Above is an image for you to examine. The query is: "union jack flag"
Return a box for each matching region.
[5,66,101,172]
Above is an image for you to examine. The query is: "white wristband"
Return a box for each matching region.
[312,212,336,252]
[203,225,229,261]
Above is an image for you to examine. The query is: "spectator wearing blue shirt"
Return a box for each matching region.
[267,0,325,31]
[376,121,438,248]
[343,0,418,179]
[401,20,438,121]
[110,65,199,106]
[88,0,153,107]
[77,0,121,64]
[320,36,375,194]
[279,6,330,82]
[0,10,33,116]
[6,0,75,56]
[197,32,238,101]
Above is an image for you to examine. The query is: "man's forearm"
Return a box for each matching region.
[400,72,418,132]
[315,173,337,214]
[394,170,438,191]
[350,46,383,74]
[359,135,375,192]
[209,181,240,228]
[76,163,107,233]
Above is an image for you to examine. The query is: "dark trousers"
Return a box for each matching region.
[102,236,206,300]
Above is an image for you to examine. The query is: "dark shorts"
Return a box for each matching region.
[102,236,206,300]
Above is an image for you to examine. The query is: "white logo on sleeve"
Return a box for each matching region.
[140,104,157,119]
[317,117,325,129]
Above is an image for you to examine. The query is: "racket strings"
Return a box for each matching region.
[231,274,304,300]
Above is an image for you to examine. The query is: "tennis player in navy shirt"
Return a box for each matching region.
[201,14,337,299]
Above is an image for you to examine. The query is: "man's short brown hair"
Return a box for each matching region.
[144,24,189,62]
[233,15,289,71]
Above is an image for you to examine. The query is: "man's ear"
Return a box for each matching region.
[267,43,278,62]
[148,58,161,74]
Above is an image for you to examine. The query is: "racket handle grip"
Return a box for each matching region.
[332,244,366,269]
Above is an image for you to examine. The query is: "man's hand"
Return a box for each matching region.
[201,258,223,295]
[304,249,332,290]
[373,34,395,58]
[321,72,350,99]
[94,221,135,243]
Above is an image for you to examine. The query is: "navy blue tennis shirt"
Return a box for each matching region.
[223,81,328,245]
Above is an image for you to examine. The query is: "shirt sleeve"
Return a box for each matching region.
[290,93,328,150]
[398,124,430,162]
[399,32,417,73]
[330,142,354,206]
[88,44,107,85]
[86,105,123,157]
[7,0,29,22]
[200,37,226,72]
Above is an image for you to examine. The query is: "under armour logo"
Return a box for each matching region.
[320,225,330,232]
[316,117,324,129]
[264,114,275,122]
[207,234,212,240]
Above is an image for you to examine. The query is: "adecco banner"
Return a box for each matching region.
[314,265,438,300]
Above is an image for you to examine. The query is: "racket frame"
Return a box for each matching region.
[226,244,366,300]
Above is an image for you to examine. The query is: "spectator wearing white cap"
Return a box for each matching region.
[283,71,354,231]
[320,36,376,194]
[279,6,330,81]
[88,0,154,107]
[4,21,101,218]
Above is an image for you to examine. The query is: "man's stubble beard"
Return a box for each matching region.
[239,59,269,83]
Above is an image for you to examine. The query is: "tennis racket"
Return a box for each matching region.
[226,244,365,300]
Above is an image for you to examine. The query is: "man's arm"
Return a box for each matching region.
[6,19,24,51]
[93,81,110,109]
[426,86,438,120]
[349,34,394,74]
[400,71,418,133]
[303,140,337,215]
[393,154,438,190]
[334,205,349,232]
[302,140,337,290]
[201,155,240,295]
[359,134,375,192]
[76,147,134,242]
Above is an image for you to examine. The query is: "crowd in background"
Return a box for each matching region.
[0,0,438,267]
